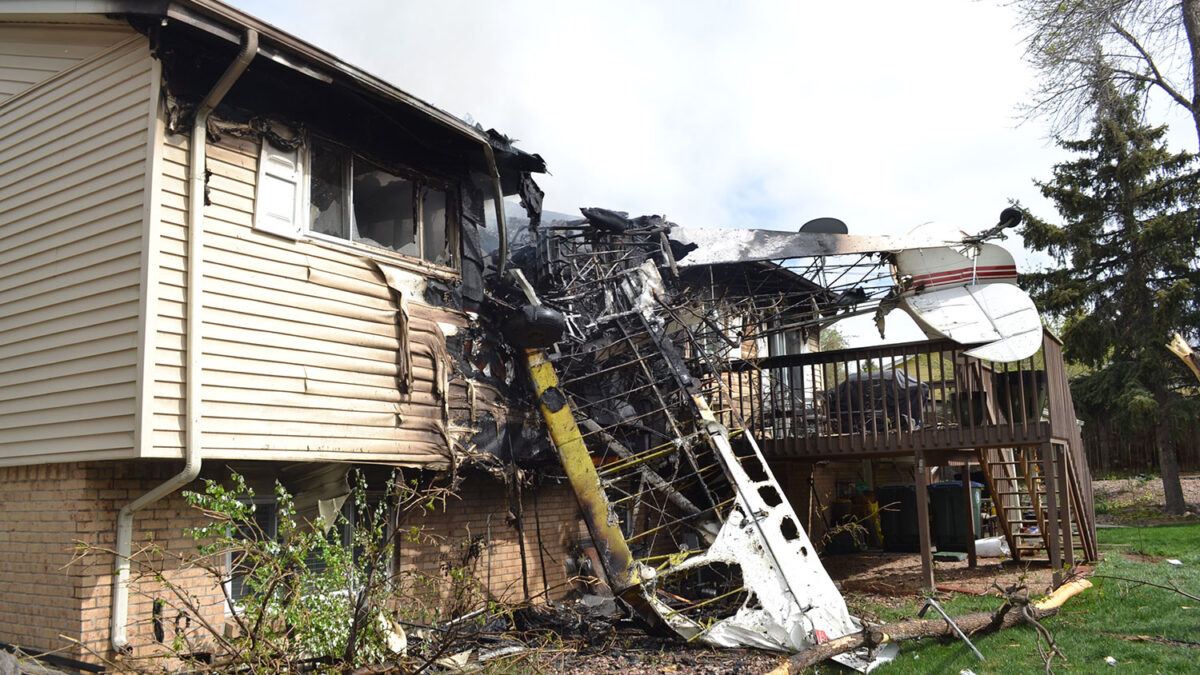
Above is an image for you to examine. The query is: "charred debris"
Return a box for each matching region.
[472,204,892,670]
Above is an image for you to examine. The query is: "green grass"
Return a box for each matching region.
[823,523,1200,674]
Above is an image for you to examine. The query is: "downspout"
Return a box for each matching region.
[111,29,258,653]
[481,143,508,275]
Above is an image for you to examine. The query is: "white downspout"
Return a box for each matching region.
[481,143,509,275]
[111,29,258,653]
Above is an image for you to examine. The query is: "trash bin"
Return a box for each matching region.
[928,481,983,552]
[876,483,920,552]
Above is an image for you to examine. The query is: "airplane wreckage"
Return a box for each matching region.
[489,202,1039,671]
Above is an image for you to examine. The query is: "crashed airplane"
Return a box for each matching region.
[495,205,1040,670]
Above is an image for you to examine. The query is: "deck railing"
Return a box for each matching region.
[715,331,1073,458]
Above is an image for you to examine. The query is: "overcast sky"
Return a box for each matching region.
[225,0,1187,344]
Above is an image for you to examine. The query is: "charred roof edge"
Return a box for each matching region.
[1,0,545,172]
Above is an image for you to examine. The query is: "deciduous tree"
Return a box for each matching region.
[1013,0,1200,147]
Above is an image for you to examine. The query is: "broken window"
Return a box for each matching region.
[255,136,459,268]
[351,160,417,256]
[311,138,457,267]
[308,138,350,239]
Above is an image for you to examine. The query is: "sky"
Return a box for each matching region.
[227,0,1190,345]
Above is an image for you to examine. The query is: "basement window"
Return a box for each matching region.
[227,496,391,603]
[228,497,278,602]
[255,137,459,268]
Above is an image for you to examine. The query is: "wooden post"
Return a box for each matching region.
[962,460,977,568]
[915,450,935,591]
[1055,443,1074,569]
[1041,442,1062,587]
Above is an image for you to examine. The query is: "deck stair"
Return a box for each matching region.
[979,445,1096,563]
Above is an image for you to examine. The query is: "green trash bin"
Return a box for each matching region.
[876,483,920,552]
[928,481,983,552]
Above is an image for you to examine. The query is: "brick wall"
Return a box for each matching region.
[770,459,872,549]
[872,458,917,486]
[771,460,815,537]
[393,473,581,619]
[0,463,84,658]
[0,461,222,666]
[0,461,584,668]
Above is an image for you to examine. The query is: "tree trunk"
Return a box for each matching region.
[1155,388,1187,515]
[1181,0,1200,148]
[770,579,1093,674]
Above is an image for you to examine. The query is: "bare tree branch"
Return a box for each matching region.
[1012,0,1200,146]
[1111,19,1197,108]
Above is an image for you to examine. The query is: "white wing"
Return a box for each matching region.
[903,284,1042,361]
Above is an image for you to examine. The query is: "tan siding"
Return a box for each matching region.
[0,22,132,106]
[149,131,488,467]
[0,32,153,467]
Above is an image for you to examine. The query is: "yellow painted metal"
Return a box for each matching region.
[524,348,637,587]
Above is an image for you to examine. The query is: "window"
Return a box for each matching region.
[255,137,459,268]
[228,497,278,601]
[227,495,391,603]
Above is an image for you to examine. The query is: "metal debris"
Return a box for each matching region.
[503,212,890,670]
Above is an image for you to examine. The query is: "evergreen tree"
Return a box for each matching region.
[1021,86,1200,515]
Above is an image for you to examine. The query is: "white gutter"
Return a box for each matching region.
[111,28,258,653]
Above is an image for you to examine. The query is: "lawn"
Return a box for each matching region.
[823,523,1200,674]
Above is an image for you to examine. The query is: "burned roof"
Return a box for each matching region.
[5,0,543,191]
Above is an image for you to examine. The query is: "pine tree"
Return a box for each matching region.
[1021,86,1200,515]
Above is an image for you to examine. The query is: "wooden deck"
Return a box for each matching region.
[715,329,1099,576]
[719,334,1074,459]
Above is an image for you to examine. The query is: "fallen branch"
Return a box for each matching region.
[769,579,1093,674]
[1102,632,1200,649]
[1086,574,1200,602]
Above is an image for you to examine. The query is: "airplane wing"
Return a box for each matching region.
[893,243,1017,291]
[669,224,1042,362]
[669,227,954,267]
[903,284,1042,362]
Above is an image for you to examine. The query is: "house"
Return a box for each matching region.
[0,1,578,667]
[0,1,1100,669]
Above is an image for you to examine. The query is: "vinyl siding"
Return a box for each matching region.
[0,30,155,466]
[0,21,133,105]
[148,131,479,467]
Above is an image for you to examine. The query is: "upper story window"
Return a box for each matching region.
[254,137,458,269]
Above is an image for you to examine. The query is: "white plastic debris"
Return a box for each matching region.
[975,536,1011,558]
[1105,655,1118,666]
[437,649,473,670]
[960,669,978,675]
[1167,558,1183,566]
[383,618,407,655]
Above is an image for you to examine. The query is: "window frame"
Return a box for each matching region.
[225,492,395,611]
[225,495,279,608]
[255,135,461,272]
